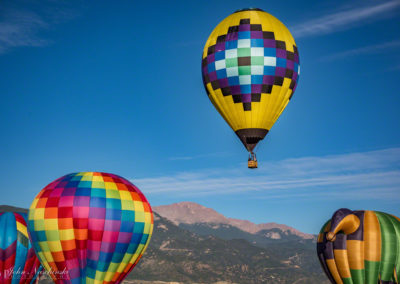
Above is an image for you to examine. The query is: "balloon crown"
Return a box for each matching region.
[234,8,264,13]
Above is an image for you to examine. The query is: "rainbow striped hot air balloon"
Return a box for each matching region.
[0,212,42,284]
[317,208,400,284]
[27,172,153,283]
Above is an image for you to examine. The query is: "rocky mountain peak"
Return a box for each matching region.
[154,202,314,239]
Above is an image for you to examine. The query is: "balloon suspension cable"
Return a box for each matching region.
[249,151,257,161]
[254,139,263,153]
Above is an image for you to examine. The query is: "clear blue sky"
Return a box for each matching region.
[1,0,399,233]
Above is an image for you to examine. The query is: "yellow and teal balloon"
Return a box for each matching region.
[317,208,400,284]
[0,212,42,284]
[202,8,300,153]
[28,172,153,283]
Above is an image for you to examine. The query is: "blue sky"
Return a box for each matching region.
[0,0,399,233]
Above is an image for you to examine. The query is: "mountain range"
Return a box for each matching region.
[0,203,328,283]
[154,202,314,240]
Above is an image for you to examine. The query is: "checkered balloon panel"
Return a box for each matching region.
[202,8,300,132]
[28,172,153,284]
[0,212,42,284]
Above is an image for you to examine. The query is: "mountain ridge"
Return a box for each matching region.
[132,212,327,283]
[154,202,314,240]
[0,205,28,213]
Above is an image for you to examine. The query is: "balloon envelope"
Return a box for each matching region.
[202,8,300,152]
[317,208,400,284]
[0,212,42,284]
[28,172,153,283]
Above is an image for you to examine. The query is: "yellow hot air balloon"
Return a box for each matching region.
[202,8,300,168]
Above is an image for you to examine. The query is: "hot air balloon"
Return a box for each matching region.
[317,208,400,284]
[202,8,300,168]
[0,212,42,284]
[27,172,153,283]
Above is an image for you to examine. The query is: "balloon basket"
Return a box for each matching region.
[248,160,258,169]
